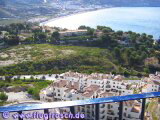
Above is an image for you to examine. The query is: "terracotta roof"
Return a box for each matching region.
[53,80,67,88]
[131,105,141,113]
[82,91,94,97]
[81,85,100,98]
[114,75,123,81]
[85,85,100,92]
[124,101,135,107]
[66,81,79,90]
[64,88,72,93]
[99,92,115,97]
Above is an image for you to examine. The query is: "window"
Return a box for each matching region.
[107,116,112,120]
[108,104,111,109]
[128,114,131,118]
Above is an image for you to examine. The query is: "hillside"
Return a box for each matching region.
[0,23,159,76]
[61,0,160,6]
[0,44,121,75]
[1,0,160,20]
[92,0,160,6]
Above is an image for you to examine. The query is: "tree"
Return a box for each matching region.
[116,30,123,36]
[78,25,94,36]
[87,28,95,36]
[4,35,20,46]
[124,71,130,77]
[5,76,12,82]
[34,32,47,43]
[30,76,34,80]
[51,31,60,44]
[114,47,121,60]
[55,74,59,79]
[99,34,112,47]
[27,88,40,99]
[102,27,112,33]
[78,25,90,29]
[148,35,153,39]
[25,37,34,44]
[42,76,46,80]
[0,92,8,102]
[97,26,112,32]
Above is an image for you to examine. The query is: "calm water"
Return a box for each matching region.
[42,7,160,39]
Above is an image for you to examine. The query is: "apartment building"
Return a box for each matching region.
[40,72,146,120]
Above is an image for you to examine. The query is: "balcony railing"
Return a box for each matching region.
[0,92,160,120]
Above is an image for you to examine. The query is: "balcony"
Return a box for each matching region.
[0,92,160,120]
[107,110,115,115]
[106,85,111,88]
[101,110,105,114]
[100,104,105,108]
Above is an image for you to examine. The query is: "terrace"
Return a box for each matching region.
[0,92,160,120]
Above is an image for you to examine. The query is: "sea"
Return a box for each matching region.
[41,7,160,39]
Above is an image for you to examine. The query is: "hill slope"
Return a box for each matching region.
[62,0,160,6]
[0,44,121,75]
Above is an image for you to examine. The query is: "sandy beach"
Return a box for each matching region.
[40,7,112,26]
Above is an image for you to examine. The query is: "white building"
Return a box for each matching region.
[40,72,144,120]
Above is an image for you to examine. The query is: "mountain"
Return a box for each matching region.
[60,0,160,7]
[0,0,160,21]
[2,0,160,6]
[81,0,160,6]
[98,0,160,7]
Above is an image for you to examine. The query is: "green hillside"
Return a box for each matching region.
[0,44,123,75]
[0,23,159,76]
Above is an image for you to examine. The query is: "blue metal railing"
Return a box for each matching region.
[0,92,160,120]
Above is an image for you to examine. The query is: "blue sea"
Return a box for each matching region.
[42,7,160,39]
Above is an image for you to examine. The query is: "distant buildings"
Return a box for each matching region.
[59,29,88,38]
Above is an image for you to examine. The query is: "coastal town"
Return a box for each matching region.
[0,71,160,119]
[0,0,109,24]
[0,1,160,120]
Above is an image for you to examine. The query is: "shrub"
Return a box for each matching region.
[0,92,8,102]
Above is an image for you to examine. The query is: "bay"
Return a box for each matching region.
[41,7,160,39]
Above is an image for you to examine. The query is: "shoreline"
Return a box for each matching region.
[40,7,113,26]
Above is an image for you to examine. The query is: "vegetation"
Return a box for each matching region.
[0,45,120,75]
[27,81,52,99]
[146,100,160,120]
[0,78,52,100]
[0,23,159,76]
[0,92,8,102]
